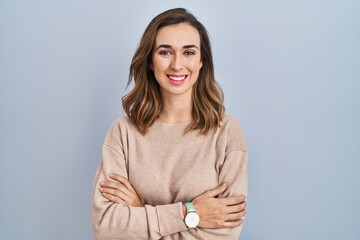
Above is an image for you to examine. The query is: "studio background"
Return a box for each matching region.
[0,0,359,239]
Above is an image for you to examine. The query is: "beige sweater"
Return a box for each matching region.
[92,115,248,240]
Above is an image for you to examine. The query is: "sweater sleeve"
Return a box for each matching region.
[162,117,248,240]
[166,150,248,240]
[201,150,248,239]
[91,121,188,240]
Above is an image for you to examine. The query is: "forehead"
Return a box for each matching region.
[154,23,200,47]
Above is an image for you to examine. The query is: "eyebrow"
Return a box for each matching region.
[155,44,199,50]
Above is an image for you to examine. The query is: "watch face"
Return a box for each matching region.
[185,212,200,228]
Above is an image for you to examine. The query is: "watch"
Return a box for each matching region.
[184,202,200,228]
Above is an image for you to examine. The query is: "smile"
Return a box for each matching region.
[167,74,188,81]
[166,74,188,85]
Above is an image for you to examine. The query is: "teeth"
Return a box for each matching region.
[168,75,186,81]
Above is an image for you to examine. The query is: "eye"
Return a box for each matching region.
[184,50,196,56]
[159,50,172,55]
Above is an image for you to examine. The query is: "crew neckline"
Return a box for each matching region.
[148,119,202,144]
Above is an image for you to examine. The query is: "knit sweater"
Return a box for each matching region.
[92,115,248,240]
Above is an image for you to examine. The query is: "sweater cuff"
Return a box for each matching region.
[156,202,188,236]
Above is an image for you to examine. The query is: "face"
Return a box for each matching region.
[151,23,203,99]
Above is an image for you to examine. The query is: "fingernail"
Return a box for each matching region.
[109,173,114,177]
[222,182,227,187]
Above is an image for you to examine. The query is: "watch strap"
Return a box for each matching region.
[185,202,196,213]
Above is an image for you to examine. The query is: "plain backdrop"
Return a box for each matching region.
[0,0,359,239]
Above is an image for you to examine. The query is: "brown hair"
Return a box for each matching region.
[122,8,225,135]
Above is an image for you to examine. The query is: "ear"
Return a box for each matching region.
[199,59,204,69]
[149,62,154,71]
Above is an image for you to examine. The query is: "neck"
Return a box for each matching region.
[158,93,192,124]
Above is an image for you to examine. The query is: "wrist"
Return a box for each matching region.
[184,202,200,228]
[182,203,187,218]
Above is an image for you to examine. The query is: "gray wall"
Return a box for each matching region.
[1,0,359,239]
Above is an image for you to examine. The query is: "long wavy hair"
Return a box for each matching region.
[122,8,225,135]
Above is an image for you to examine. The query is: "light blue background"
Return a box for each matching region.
[1,0,359,239]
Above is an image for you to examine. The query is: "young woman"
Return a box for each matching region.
[92,8,248,240]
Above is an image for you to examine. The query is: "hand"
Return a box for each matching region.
[98,173,145,207]
[191,183,247,228]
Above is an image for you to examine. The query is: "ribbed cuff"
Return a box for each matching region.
[156,202,188,236]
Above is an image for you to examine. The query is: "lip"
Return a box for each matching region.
[166,74,188,85]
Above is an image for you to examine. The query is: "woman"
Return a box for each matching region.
[92,8,247,240]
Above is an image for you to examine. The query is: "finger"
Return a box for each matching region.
[204,183,228,197]
[100,181,134,198]
[109,173,136,192]
[225,202,246,214]
[225,210,246,221]
[220,196,246,206]
[223,219,243,228]
[99,187,133,203]
[102,192,127,205]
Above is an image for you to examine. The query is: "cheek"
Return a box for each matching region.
[188,60,203,72]
[152,56,169,71]
[152,58,168,82]
[153,60,169,76]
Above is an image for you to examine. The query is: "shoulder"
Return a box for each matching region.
[220,115,245,136]
[221,115,242,128]
[219,114,247,152]
[108,115,137,133]
[114,115,131,127]
[103,115,137,147]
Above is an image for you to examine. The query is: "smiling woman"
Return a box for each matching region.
[92,8,248,240]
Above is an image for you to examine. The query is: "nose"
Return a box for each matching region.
[171,55,183,71]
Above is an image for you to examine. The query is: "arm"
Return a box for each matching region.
[101,173,246,227]
[92,145,188,240]
[193,150,248,239]
[171,117,248,239]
